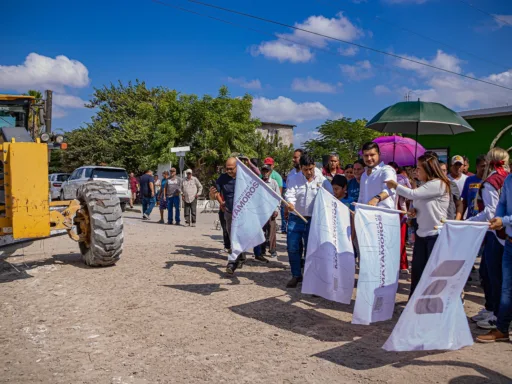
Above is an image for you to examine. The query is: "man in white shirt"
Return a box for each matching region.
[287,148,322,182]
[285,153,333,288]
[358,142,397,209]
[448,155,468,196]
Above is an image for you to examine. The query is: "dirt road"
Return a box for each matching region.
[1,209,511,383]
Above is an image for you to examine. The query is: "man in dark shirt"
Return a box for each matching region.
[214,157,267,275]
[140,170,156,220]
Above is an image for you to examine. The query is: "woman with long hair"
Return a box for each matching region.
[322,153,344,181]
[386,154,450,296]
[468,147,510,329]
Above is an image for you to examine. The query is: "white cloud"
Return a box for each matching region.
[227,77,262,90]
[252,96,332,123]
[294,130,321,147]
[291,77,341,93]
[0,53,90,92]
[338,46,359,56]
[395,49,512,109]
[53,93,87,108]
[493,14,512,28]
[287,12,364,48]
[395,49,462,77]
[252,12,363,63]
[251,41,313,63]
[374,85,392,95]
[340,60,374,80]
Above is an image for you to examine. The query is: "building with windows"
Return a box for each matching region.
[417,106,512,171]
[256,122,295,147]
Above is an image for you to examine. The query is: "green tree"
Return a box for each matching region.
[24,89,43,138]
[255,133,294,177]
[62,81,261,179]
[304,118,386,166]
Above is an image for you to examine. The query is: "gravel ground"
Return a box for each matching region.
[0,208,511,384]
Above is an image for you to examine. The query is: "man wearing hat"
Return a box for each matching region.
[182,169,203,227]
[448,155,468,198]
[263,157,283,194]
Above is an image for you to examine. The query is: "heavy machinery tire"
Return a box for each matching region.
[75,181,123,267]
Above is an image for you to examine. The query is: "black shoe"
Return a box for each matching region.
[255,255,269,263]
[286,276,303,288]
[226,262,237,275]
[167,222,173,225]
[261,249,267,256]
[236,254,247,269]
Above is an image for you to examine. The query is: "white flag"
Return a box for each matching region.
[352,204,401,325]
[383,221,489,351]
[229,159,281,261]
[302,188,355,304]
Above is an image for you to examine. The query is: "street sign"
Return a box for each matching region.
[171,146,190,153]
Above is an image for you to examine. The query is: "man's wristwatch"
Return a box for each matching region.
[374,195,382,202]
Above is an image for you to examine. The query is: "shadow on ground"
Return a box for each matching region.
[0,252,101,284]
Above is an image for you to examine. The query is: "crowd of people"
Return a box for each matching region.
[209,143,512,344]
[129,168,203,227]
[126,143,512,344]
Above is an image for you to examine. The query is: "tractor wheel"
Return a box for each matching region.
[75,181,124,267]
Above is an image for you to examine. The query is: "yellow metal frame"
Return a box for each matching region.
[0,138,80,240]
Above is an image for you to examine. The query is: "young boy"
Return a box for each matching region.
[332,174,353,209]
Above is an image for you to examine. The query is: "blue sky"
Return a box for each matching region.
[2,0,511,145]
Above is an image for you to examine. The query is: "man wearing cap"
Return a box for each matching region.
[263,157,283,194]
[449,155,468,198]
[182,169,203,227]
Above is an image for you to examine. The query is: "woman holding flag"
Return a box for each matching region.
[468,148,510,330]
[386,154,450,296]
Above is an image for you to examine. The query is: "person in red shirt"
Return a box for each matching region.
[129,172,139,208]
[322,153,344,181]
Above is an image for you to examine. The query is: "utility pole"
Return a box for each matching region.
[44,90,52,134]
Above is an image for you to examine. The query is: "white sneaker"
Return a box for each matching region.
[477,315,497,330]
[471,308,493,323]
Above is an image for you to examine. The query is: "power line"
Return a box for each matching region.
[374,15,510,72]
[457,0,512,26]
[149,0,409,79]
[154,0,512,91]
[317,0,510,72]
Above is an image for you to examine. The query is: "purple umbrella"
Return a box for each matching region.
[372,136,425,167]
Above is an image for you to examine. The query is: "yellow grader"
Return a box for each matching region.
[0,92,123,266]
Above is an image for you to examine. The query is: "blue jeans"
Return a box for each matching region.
[280,204,287,232]
[142,196,156,217]
[497,240,512,333]
[483,232,504,316]
[287,214,311,278]
[167,195,181,224]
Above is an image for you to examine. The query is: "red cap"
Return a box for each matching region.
[264,157,274,165]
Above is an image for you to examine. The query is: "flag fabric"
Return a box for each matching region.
[383,221,489,351]
[229,159,282,262]
[352,204,401,325]
[301,188,355,304]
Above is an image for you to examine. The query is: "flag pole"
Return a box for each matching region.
[352,202,406,215]
[236,158,308,223]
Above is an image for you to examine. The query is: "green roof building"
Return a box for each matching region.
[417,106,512,171]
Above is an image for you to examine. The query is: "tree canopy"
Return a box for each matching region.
[61,81,277,179]
[303,118,386,166]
